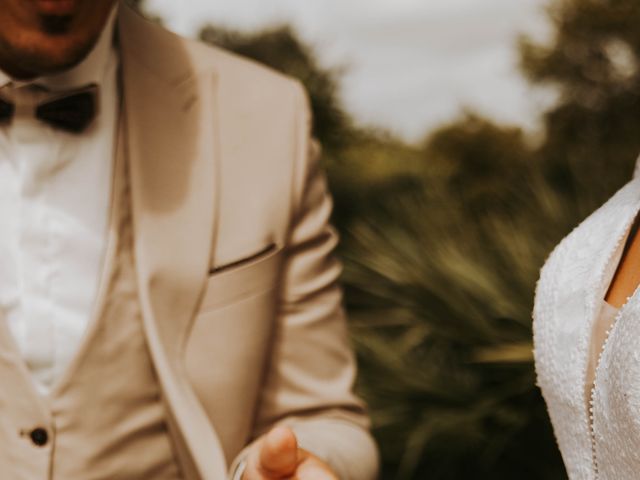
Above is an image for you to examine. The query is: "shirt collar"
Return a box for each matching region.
[0,5,118,92]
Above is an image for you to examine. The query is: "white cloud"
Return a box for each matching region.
[145,0,553,141]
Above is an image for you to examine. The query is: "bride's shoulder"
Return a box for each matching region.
[535,179,640,303]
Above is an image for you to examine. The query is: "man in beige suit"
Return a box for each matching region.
[0,0,378,478]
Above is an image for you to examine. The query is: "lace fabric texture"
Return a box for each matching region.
[586,301,619,476]
[534,177,640,479]
[585,301,619,415]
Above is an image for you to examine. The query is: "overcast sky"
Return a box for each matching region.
[145,0,553,142]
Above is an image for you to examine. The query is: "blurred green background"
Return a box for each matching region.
[136,0,640,478]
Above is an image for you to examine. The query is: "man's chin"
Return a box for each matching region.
[0,33,93,78]
[40,14,75,36]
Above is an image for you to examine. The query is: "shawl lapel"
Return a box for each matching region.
[117,3,225,478]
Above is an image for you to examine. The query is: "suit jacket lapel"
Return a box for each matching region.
[117,3,225,478]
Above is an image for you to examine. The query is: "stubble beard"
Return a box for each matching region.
[40,14,73,35]
[0,14,97,79]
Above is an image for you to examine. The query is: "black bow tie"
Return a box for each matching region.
[0,85,98,134]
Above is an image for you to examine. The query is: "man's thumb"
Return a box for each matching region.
[258,426,299,477]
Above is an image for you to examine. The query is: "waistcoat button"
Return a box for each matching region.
[30,428,49,447]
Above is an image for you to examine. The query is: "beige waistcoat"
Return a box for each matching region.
[0,146,183,479]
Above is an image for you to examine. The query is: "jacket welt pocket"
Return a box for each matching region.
[209,243,278,274]
[200,243,283,311]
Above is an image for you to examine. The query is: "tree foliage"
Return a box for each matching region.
[521,0,640,212]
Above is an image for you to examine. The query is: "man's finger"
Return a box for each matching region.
[258,426,299,477]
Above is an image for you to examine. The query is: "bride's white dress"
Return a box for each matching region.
[533,175,640,480]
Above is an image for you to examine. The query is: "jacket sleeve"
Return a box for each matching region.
[228,82,379,480]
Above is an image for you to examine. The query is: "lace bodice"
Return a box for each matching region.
[534,177,640,479]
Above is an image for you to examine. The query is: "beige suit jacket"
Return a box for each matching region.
[115,3,378,479]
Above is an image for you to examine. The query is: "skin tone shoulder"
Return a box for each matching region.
[0,1,339,478]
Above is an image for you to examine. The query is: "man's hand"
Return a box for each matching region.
[242,426,338,480]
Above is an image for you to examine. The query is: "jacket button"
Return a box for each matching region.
[30,428,49,447]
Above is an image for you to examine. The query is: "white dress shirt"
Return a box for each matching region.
[0,9,119,395]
